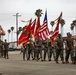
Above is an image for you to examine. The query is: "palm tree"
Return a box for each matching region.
[7,29,11,42]
[35,9,43,18]
[22,26,27,30]
[50,21,55,31]
[17,27,23,35]
[60,19,65,36]
[17,26,27,35]
[19,27,22,31]
[11,26,14,42]
[34,9,43,39]
[70,23,74,35]
[73,20,76,35]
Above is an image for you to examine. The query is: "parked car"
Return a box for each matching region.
[13,46,21,51]
[9,47,14,51]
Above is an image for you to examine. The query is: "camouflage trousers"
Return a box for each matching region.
[35,47,42,60]
[55,49,64,61]
[65,49,73,61]
[43,47,48,60]
[71,47,76,61]
[48,48,56,60]
[4,50,9,59]
[27,50,33,60]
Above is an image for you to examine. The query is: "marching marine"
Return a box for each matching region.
[65,32,74,64]
[55,34,64,64]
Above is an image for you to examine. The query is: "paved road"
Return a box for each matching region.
[0,51,76,75]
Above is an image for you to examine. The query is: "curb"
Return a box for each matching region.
[0,72,2,75]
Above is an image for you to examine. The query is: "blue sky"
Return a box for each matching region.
[0,0,76,42]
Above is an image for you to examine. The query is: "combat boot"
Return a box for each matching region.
[62,60,65,64]
[48,59,51,61]
[75,61,76,64]
[72,60,74,64]
[23,58,25,61]
[65,60,69,64]
[56,60,59,64]
[73,61,76,64]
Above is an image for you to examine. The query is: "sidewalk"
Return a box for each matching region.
[8,51,20,54]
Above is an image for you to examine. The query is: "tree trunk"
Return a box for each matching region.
[71,30,74,36]
[75,26,76,35]
[8,33,9,42]
[51,26,53,31]
[61,26,63,36]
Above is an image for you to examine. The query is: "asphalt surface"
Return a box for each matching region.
[0,51,76,75]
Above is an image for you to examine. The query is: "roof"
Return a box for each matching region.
[0,25,5,35]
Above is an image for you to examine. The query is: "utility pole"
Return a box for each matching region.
[13,13,22,46]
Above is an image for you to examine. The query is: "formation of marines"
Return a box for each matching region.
[21,32,76,64]
[0,32,76,65]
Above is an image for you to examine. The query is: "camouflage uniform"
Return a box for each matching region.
[48,41,52,61]
[43,40,48,61]
[26,41,34,60]
[21,43,27,61]
[72,46,76,64]
[0,43,3,57]
[3,39,9,59]
[65,33,74,64]
[33,42,36,60]
[35,38,42,61]
[55,34,64,64]
[70,39,76,64]
[50,45,56,61]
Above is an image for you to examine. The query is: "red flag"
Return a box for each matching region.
[31,19,36,34]
[34,17,41,39]
[18,33,30,45]
[38,10,50,40]
[51,12,62,45]
[26,19,32,31]
[18,19,32,45]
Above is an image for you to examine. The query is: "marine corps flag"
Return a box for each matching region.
[51,12,62,45]
[34,17,41,39]
[18,19,32,45]
[31,19,36,34]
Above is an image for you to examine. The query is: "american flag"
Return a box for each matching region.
[39,10,50,40]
